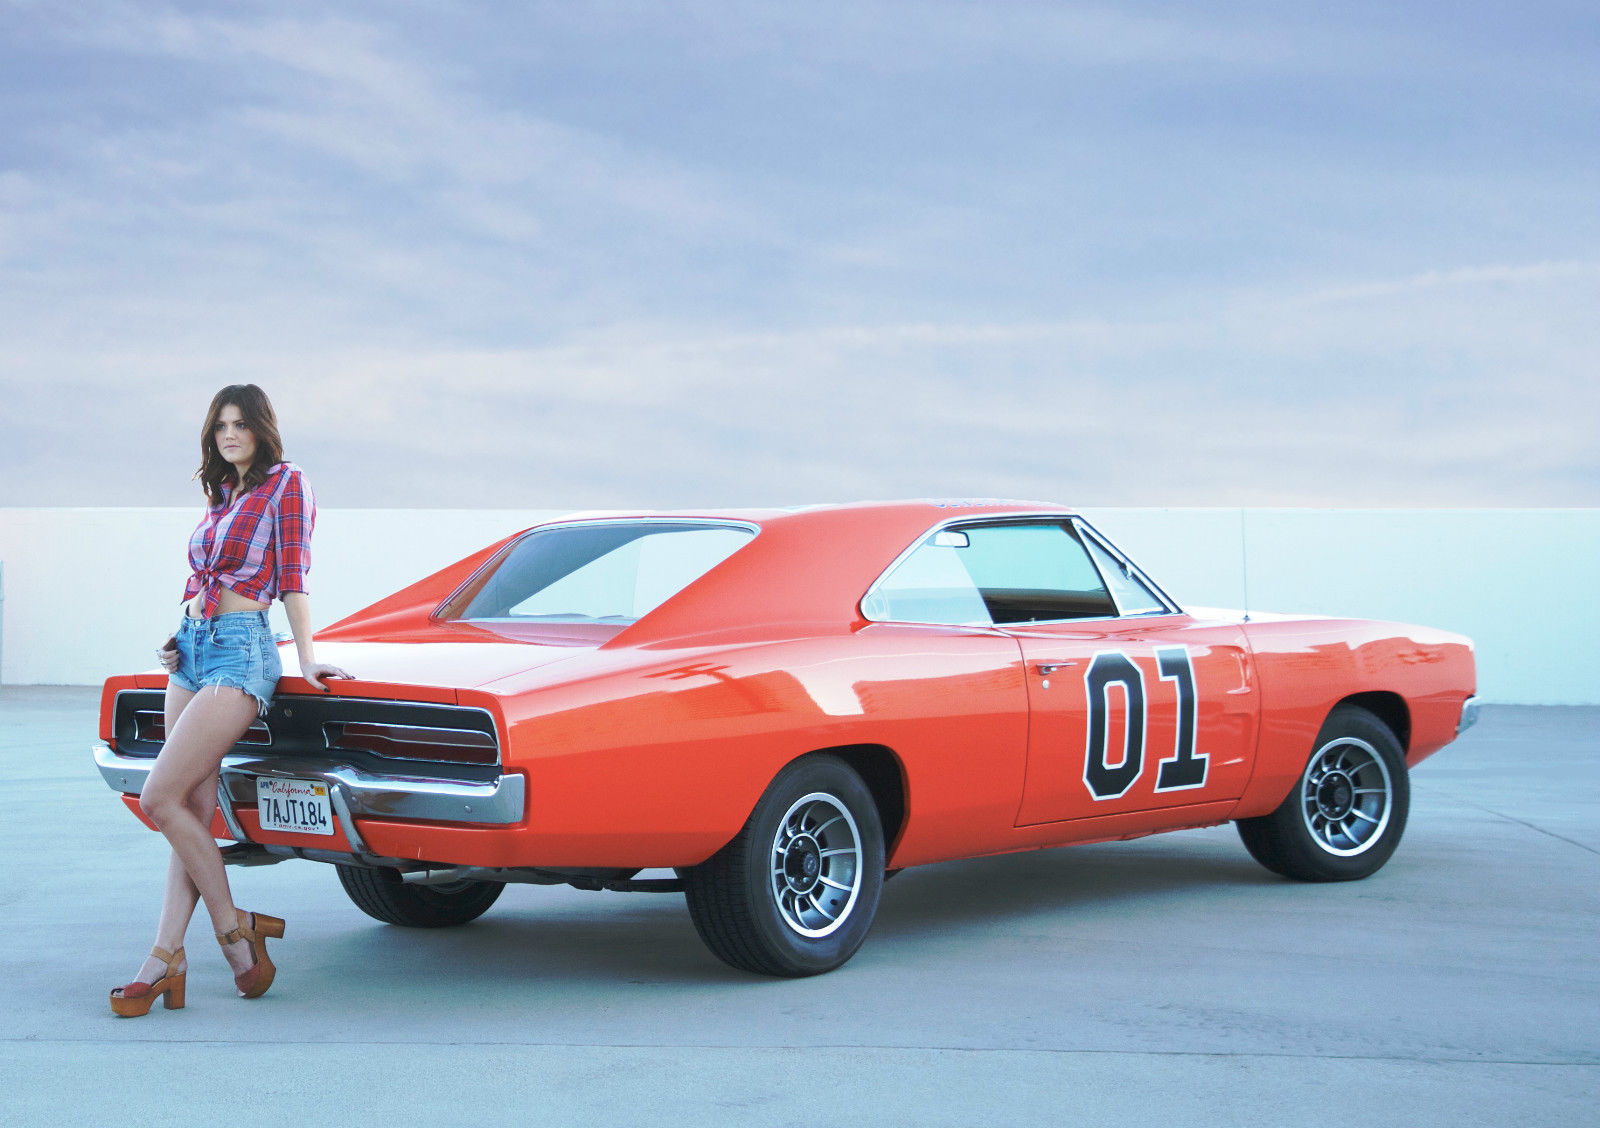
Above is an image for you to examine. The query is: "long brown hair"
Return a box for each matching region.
[195,384,286,506]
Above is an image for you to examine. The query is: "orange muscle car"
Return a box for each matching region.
[95,501,1478,976]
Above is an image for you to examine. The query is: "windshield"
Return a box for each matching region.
[439,521,754,624]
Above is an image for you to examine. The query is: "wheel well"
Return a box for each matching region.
[1336,691,1410,752]
[808,744,907,854]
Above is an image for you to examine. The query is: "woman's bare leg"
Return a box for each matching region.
[139,684,261,978]
[124,683,199,986]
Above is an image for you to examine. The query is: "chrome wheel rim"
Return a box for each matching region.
[1300,737,1392,856]
[769,792,862,938]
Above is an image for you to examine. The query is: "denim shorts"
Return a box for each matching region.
[169,610,283,716]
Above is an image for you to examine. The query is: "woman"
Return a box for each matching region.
[110,385,351,1016]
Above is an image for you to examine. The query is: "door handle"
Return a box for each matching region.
[1035,662,1077,676]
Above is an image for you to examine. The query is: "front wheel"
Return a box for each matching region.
[684,755,885,977]
[336,864,504,927]
[1237,704,1410,882]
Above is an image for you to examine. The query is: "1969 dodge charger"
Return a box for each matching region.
[95,501,1478,976]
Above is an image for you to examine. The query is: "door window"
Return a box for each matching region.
[864,521,1118,624]
[1080,530,1169,615]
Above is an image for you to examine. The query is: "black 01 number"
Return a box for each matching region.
[1082,646,1206,801]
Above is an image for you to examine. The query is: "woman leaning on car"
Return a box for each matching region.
[109,384,351,1017]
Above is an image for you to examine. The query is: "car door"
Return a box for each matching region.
[923,518,1258,827]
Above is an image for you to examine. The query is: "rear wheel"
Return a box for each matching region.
[684,755,885,977]
[1237,704,1410,882]
[336,864,504,927]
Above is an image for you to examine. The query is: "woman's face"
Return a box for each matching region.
[214,403,256,472]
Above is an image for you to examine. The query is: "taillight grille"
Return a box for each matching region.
[325,722,499,765]
[133,709,269,745]
[111,690,501,773]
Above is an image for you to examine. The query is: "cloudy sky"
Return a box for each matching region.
[2,0,1596,509]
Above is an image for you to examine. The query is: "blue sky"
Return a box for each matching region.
[2,0,1596,507]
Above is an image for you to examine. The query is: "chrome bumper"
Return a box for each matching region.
[93,743,526,838]
[1457,695,1481,735]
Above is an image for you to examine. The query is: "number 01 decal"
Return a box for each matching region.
[1082,646,1207,801]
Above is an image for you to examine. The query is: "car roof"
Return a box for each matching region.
[578,499,1079,646]
[540,498,1076,528]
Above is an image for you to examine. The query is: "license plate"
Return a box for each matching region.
[256,777,335,836]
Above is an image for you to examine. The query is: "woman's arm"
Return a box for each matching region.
[282,591,352,691]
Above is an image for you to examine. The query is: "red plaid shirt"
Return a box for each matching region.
[184,462,315,615]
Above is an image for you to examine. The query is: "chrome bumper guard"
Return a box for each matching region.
[1457,695,1481,735]
[93,743,525,837]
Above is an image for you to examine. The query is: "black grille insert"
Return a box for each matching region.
[111,690,501,778]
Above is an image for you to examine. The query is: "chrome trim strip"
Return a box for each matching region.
[216,777,248,842]
[1458,695,1481,736]
[327,722,496,748]
[858,510,1186,628]
[93,743,524,826]
[95,742,154,797]
[1072,517,1183,617]
[325,782,372,854]
[280,695,499,726]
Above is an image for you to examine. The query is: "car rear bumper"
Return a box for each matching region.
[93,742,526,851]
[1457,695,1481,736]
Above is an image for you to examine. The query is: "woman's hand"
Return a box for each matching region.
[301,662,354,692]
[156,635,178,675]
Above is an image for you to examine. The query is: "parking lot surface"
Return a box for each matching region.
[2,688,1595,1126]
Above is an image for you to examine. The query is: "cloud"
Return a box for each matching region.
[1,2,1596,510]
[5,255,1593,508]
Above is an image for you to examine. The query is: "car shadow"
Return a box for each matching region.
[871,838,1278,939]
[309,837,1280,990]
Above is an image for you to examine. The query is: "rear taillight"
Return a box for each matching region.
[134,710,269,744]
[323,722,498,765]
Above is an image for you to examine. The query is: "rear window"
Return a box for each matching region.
[439,521,754,624]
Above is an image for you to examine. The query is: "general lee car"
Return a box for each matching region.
[95,501,1479,976]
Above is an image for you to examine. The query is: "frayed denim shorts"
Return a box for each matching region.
[169,610,282,716]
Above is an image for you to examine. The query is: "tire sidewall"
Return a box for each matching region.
[1281,706,1411,880]
[738,756,886,975]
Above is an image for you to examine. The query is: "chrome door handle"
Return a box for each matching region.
[1035,662,1077,676]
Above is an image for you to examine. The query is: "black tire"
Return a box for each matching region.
[684,755,886,977]
[336,864,504,927]
[1237,704,1410,882]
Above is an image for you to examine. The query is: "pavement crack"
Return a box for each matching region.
[1448,797,1600,857]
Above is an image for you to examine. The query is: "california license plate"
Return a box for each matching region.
[257,777,335,836]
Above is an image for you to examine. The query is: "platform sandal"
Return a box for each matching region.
[218,909,285,999]
[109,945,186,1017]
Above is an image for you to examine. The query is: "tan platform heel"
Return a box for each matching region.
[109,945,187,1017]
[218,909,285,999]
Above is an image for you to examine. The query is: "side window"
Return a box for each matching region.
[1080,530,1168,615]
[861,539,993,625]
[863,522,1118,625]
[957,523,1117,622]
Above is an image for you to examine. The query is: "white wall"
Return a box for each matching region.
[1077,508,1600,705]
[2,507,1596,703]
[0,508,562,692]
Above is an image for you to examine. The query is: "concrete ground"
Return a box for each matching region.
[1,687,1595,1127]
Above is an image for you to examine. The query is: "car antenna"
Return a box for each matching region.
[1239,508,1252,623]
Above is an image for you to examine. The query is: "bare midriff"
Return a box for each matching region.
[186,587,271,618]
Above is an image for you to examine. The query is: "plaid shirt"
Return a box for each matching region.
[184,462,315,615]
